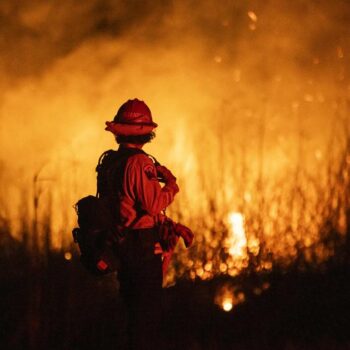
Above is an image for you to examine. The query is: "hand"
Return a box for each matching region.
[156,165,177,184]
[175,223,194,248]
[168,232,179,251]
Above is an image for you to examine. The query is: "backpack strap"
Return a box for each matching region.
[95,149,115,197]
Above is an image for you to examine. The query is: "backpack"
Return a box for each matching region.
[72,148,145,276]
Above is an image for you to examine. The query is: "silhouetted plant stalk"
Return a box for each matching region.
[166,105,350,284]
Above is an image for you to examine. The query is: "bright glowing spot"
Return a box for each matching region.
[187,260,194,268]
[262,261,273,270]
[248,236,260,256]
[228,268,239,277]
[219,262,228,273]
[204,261,213,272]
[202,271,212,280]
[222,299,233,312]
[64,252,72,261]
[247,11,258,22]
[215,284,245,312]
[227,212,247,257]
[196,267,204,277]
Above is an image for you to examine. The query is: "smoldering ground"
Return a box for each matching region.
[0,0,349,270]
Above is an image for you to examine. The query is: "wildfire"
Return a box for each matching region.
[227,212,247,258]
[0,0,349,288]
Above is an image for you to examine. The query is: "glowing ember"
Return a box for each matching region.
[215,284,246,312]
[64,252,72,261]
[222,299,233,312]
[247,11,258,22]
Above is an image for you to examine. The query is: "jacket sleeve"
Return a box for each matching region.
[124,154,179,216]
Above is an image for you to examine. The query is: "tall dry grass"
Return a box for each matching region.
[0,121,349,283]
[0,112,350,350]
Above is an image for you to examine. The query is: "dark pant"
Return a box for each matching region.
[118,228,163,350]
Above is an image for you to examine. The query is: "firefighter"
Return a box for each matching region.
[104,98,180,349]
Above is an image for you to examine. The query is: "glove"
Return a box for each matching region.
[175,223,194,248]
[158,218,179,252]
[156,165,177,184]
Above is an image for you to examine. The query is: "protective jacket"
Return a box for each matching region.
[120,149,178,228]
[97,146,179,231]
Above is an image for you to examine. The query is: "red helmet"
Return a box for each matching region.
[105,99,158,136]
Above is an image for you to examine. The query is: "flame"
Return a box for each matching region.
[0,1,349,286]
[227,212,247,258]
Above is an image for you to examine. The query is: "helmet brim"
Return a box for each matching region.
[105,121,158,136]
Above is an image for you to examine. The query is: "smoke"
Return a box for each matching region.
[0,0,172,79]
[0,0,350,242]
[2,0,349,79]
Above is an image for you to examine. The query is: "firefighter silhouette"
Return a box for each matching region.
[102,98,192,349]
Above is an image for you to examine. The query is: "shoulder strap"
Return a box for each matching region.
[95,149,118,197]
[96,149,114,170]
